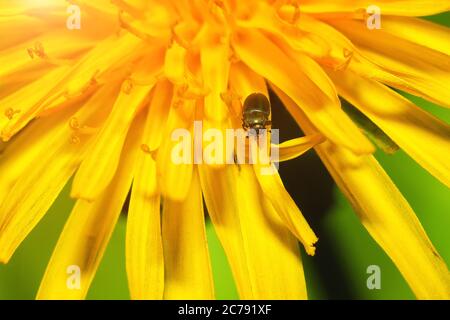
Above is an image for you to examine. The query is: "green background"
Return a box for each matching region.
[0,13,448,300]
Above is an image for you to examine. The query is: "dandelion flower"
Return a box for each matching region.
[0,0,449,300]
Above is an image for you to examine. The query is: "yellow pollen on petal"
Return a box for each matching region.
[0,129,11,143]
[63,75,99,101]
[355,7,370,20]
[172,97,184,109]
[4,108,21,120]
[27,42,46,59]
[69,117,81,130]
[335,48,354,71]
[176,81,211,100]
[122,78,134,95]
[318,48,355,71]
[140,144,152,155]
[26,48,34,59]
[70,134,81,145]
[69,116,99,137]
[176,84,190,97]
[139,145,158,162]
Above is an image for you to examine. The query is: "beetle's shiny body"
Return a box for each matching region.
[242,93,272,133]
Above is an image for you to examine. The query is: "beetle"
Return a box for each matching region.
[242,92,272,134]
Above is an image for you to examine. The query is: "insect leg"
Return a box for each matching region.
[220,90,243,128]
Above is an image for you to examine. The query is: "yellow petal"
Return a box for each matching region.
[277,89,450,299]
[0,0,65,13]
[0,66,70,140]
[0,16,42,50]
[253,165,318,256]
[156,98,194,201]
[1,33,155,139]
[37,112,145,300]
[300,0,450,16]
[0,106,75,211]
[115,1,175,40]
[53,0,119,38]
[3,0,117,40]
[71,81,154,201]
[0,31,94,84]
[283,15,450,110]
[201,40,230,126]
[276,134,325,162]
[0,83,119,263]
[59,34,145,97]
[199,164,309,299]
[164,42,187,85]
[229,62,268,99]
[236,2,329,59]
[127,193,162,300]
[162,170,215,300]
[328,18,450,108]
[329,70,450,188]
[64,0,118,17]
[233,28,373,154]
[144,80,173,151]
[380,16,450,56]
[319,142,450,299]
[0,133,85,264]
[236,10,339,105]
[126,109,163,300]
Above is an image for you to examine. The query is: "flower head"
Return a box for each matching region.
[0,0,449,299]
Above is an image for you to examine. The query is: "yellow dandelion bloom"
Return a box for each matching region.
[0,0,449,300]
